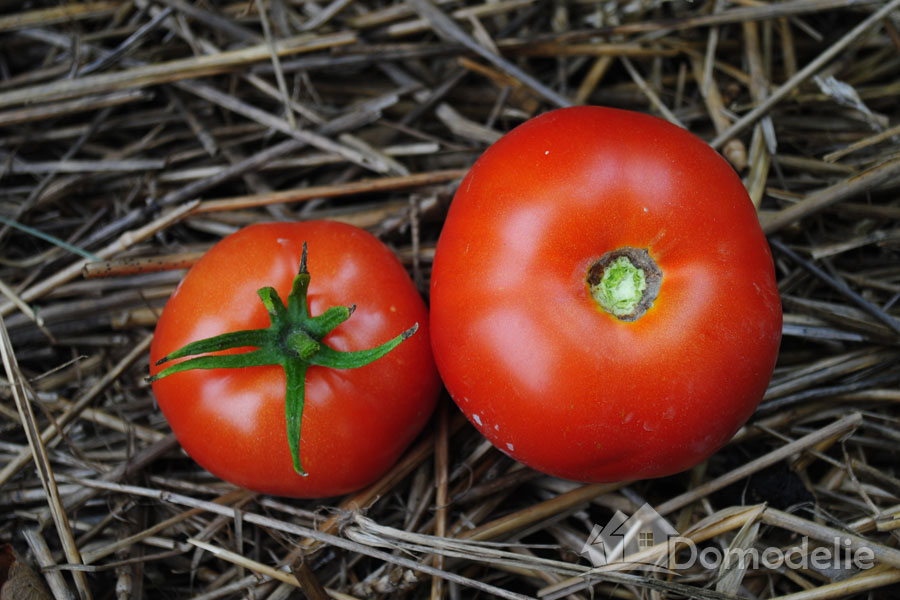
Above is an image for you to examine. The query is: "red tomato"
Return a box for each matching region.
[430,107,782,483]
[150,221,440,497]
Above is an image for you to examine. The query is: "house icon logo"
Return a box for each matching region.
[580,503,678,571]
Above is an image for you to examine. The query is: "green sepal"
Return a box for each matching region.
[149,348,279,382]
[286,243,310,321]
[148,242,418,477]
[258,286,289,322]
[307,305,354,339]
[309,324,418,370]
[153,329,270,366]
[283,361,308,476]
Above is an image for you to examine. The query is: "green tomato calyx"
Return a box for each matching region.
[148,242,417,477]
[588,247,661,322]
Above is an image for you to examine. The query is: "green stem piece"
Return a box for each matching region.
[590,256,647,317]
[149,242,418,476]
[586,247,662,322]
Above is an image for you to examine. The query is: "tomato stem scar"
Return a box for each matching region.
[149,242,417,476]
[587,247,661,321]
[593,256,646,316]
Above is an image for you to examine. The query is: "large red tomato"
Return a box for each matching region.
[150,221,440,498]
[430,107,782,483]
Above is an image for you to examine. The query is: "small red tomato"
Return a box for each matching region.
[430,107,782,483]
[150,221,440,498]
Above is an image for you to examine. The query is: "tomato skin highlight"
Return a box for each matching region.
[150,221,440,498]
[430,106,782,483]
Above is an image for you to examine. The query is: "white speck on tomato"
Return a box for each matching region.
[473,414,483,426]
